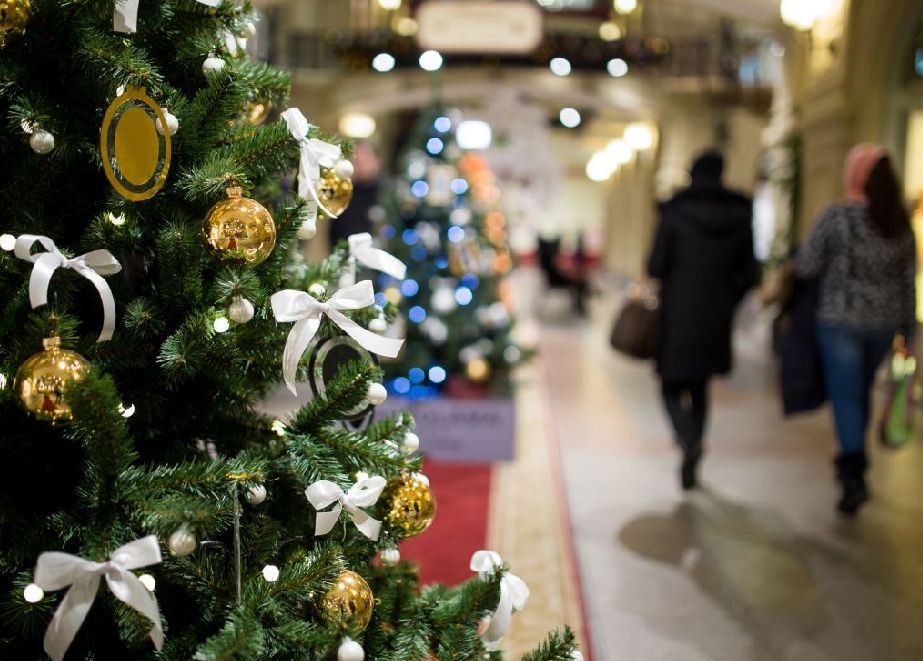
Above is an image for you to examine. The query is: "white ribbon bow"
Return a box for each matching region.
[280,108,342,224]
[340,232,407,288]
[470,550,530,651]
[115,0,219,33]
[305,476,387,541]
[12,234,121,342]
[33,535,164,661]
[270,280,404,395]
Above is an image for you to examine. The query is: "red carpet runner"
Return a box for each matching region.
[400,460,492,586]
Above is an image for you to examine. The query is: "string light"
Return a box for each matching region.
[419,50,443,72]
[607,58,629,77]
[23,583,44,603]
[118,402,136,418]
[549,57,571,76]
[372,53,396,72]
[262,565,280,582]
[559,108,581,128]
[213,317,230,333]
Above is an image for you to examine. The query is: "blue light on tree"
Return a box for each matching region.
[374,292,388,307]
[409,367,425,384]
[435,257,449,269]
[426,138,444,155]
[411,181,430,198]
[393,377,411,394]
[401,279,419,297]
[434,116,451,133]
[455,287,473,306]
[447,225,465,243]
[428,365,447,383]
[411,245,428,261]
[402,228,419,245]
[460,274,479,289]
[450,178,469,194]
[409,305,427,323]
[380,223,396,239]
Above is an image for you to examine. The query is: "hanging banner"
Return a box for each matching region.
[416,0,543,54]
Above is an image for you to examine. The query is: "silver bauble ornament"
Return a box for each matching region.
[246,484,267,505]
[168,527,197,557]
[202,54,226,74]
[29,129,54,155]
[228,295,255,323]
[367,382,387,405]
[338,637,365,661]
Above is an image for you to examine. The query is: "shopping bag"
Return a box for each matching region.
[609,282,660,360]
[879,347,917,449]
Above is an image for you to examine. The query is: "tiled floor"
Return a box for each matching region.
[540,285,923,661]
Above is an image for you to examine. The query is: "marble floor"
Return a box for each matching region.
[538,285,923,661]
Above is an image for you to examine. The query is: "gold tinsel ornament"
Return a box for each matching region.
[381,474,436,539]
[0,0,31,48]
[203,187,276,266]
[15,337,90,423]
[320,570,374,633]
[317,167,354,219]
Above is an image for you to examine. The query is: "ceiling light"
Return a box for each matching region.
[559,107,581,128]
[457,120,492,150]
[378,0,402,9]
[586,152,618,182]
[624,122,654,150]
[613,0,637,14]
[395,17,418,36]
[372,52,395,72]
[419,49,443,71]
[607,57,629,77]
[550,57,572,76]
[339,112,377,139]
[606,138,633,164]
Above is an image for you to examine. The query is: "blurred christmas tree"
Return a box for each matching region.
[377,105,527,397]
[0,2,574,659]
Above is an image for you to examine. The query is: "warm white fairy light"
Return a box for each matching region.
[213,317,230,333]
[138,574,156,591]
[23,583,44,603]
[118,402,136,418]
[0,234,15,251]
[106,212,126,226]
[262,564,280,582]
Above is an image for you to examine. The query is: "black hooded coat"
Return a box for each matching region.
[647,166,758,383]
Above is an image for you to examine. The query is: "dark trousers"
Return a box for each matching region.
[661,379,709,450]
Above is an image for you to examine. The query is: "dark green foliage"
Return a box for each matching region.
[520,627,580,661]
[0,2,573,659]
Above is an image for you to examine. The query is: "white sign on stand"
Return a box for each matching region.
[417,1,543,54]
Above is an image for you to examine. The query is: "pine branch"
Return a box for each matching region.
[289,360,383,432]
[521,627,580,661]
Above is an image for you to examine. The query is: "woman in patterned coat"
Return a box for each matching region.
[797,144,917,516]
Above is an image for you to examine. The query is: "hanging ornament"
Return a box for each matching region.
[317,165,354,220]
[228,295,255,323]
[338,637,365,661]
[366,382,387,406]
[379,547,400,567]
[203,187,276,266]
[155,108,179,136]
[320,570,374,632]
[168,526,197,557]
[296,218,317,240]
[334,159,355,180]
[15,337,90,423]
[401,431,420,455]
[100,85,172,202]
[246,484,267,505]
[245,98,271,126]
[0,0,31,48]
[380,474,436,539]
[307,280,328,299]
[305,335,379,431]
[29,128,54,155]
[202,53,226,74]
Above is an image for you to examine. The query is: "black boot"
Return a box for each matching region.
[680,442,702,491]
[835,453,869,516]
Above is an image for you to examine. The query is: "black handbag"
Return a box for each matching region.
[610,284,660,360]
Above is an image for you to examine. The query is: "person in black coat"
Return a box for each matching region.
[647,150,758,489]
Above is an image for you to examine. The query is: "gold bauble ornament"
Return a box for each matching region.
[0,0,31,48]
[466,358,490,383]
[203,187,276,266]
[320,570,374,633]
[317,168,354,219]
[381,475,436,539]
[15,337,90,423]
[245,99,271,125]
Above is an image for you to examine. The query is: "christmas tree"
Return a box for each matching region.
[0,2,576,659]
[378,105,526,397]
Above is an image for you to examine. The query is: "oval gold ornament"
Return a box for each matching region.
[100,86,171,201]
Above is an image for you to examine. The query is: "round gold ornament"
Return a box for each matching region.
[0,0,31,48]
[245,99,271,126]
[317,168,354,219]
[100,86,171,202]
[203,187,276,265]
[381,475,436,539]
[320,570,374,632]
[15,337,90,423]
